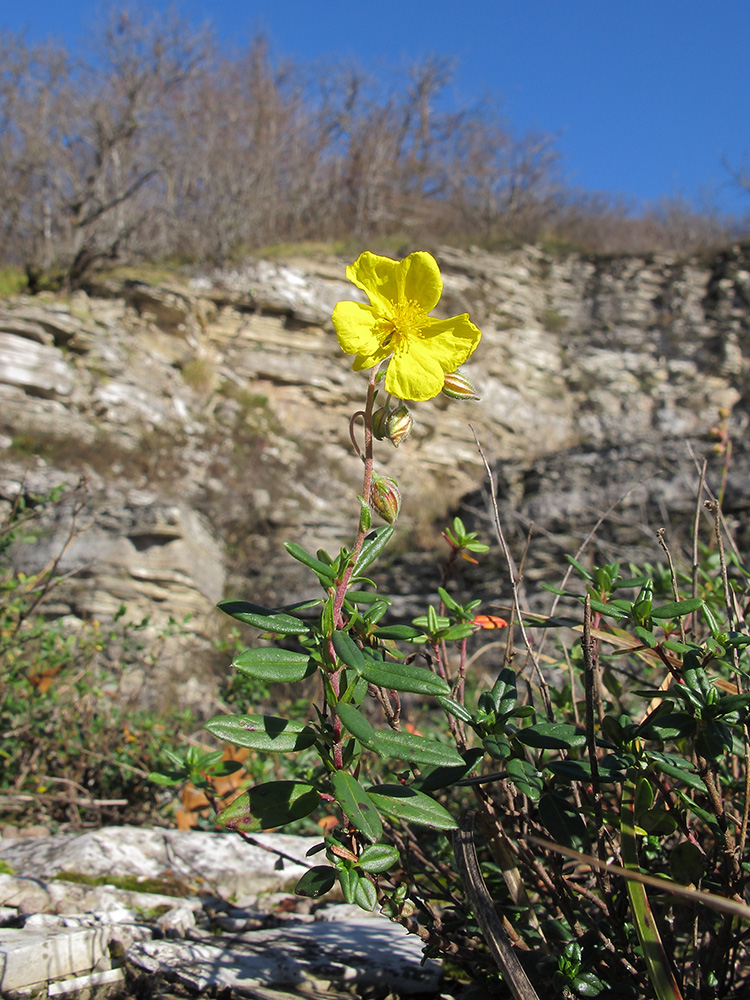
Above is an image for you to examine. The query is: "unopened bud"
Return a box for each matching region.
[385,405,412,446]
[372,406,390,440]
[372,405,413,446]
[441,370,480,400]
[370,474,401,524]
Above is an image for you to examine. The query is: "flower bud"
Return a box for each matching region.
[372,404,413,446]
[441,370,480,400]
[370,474,401,524]
[385,405,412,446]
[372,406,390,440]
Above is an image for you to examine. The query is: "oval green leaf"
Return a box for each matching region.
[295,865,336,898]
[358,843,400,874]
[332,630,365,671]
[335,702,385,753]
[366,785,457,830]
[216,780,319,832]
[416,747,485,792]
[538,792,587,849]
[375,730,465,768]
[331,770,382,844]
[515,722,587,750]
[651,597,704,620]
[360,658,450,697]
[353,526,394,576]
[217,600,310,635]
[437,695,473,723]
[205,714,317,752]
[372,624,423,640]
[233,647,315,684]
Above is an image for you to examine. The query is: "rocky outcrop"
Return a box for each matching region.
[0,826,441,998]
[1,244,749,708]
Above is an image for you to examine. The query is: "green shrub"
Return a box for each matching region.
[147,248,750,998]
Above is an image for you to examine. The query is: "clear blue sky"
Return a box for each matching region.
[5,0,750,216]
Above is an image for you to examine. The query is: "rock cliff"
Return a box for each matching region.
[2,244,748,709]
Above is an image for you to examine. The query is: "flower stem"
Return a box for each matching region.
[333,367,379,628]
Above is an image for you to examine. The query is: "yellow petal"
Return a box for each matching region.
[400,252,443,312]
[347,251,442,314]
[384,344,446,401]
[332,300,381,356]
[419,314,482,370]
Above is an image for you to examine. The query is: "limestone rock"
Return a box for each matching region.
[0,826,441,999]
[0,242,749,707]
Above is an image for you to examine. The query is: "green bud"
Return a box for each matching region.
[385,405,412,446]
[372,404,413,446]
[442,370,480,400]
[371,406,390,440]
[370,474,401,524]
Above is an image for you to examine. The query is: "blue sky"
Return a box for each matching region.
[4,0,750,216]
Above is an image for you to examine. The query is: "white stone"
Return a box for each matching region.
[0,925,111,991]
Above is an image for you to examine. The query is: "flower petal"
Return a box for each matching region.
[346,253,401,313]
[384,344,446,401]
[346,251,443,314]
[332,300,381,357]
[418,314,482,370]
[400,252,442,312]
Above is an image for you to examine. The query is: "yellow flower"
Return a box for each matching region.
[332,251,481,401]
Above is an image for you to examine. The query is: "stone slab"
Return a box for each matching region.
[0,925,111,991]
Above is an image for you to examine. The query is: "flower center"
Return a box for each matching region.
[377,298,428,350]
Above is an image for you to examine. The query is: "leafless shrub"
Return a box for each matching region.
[0,9,746,285]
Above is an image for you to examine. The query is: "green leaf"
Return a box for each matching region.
[332,630,365,671]
[566,555,593,581]
[442,623,475,641]
[359,658,451,696]
[633,776,654,823]
[147,770,185,787]
[669,841,704,885]
[217,600,310,635]
[715,692,750,716]
[353,526,394,576]
[641,712,696,741]
[331,770,382,843]
[538,792,587,849]
[233,647,315,684]
[545,759,623,783]
[490,668,518,717]
[650,597,704,620]
[515,723,587,750]
[232,646,317,684]
[572,971,607,996]
[366,785,458,830]
[375,730,466,767]
[358,843,400,873]
[506,758,543,801]
[695,719,732,761]
[345,590,387,605]
[646,752,705,791]
[354,874,377,911]
[216,781,319,832]
[205,714,317,752]
[586,598,630,620]
[372,624,423,640]
[437,695,474,723]
[483,735,511,760]
[416,747,485,792]
[337,866,358,904]
[295,865,336,898]
[284,542,336,583]
[335,702,385,753]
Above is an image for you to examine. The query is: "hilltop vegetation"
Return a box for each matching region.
[1,7,748,291]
